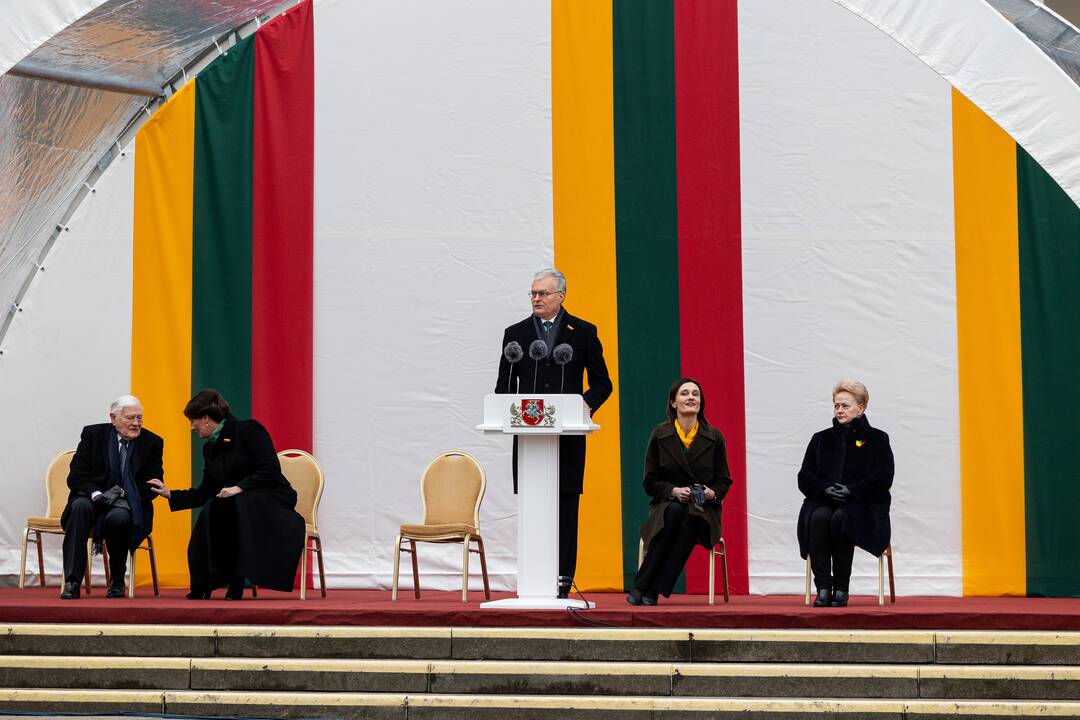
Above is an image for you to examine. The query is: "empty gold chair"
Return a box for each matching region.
[392,451,490,603]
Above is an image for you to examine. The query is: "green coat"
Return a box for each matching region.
[638,421,733,549]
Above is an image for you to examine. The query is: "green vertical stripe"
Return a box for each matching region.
[191,36,256,494]
[1018,146,1080,597]
[613,0,681,591]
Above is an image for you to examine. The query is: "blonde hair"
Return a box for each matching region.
[832,380,869,408]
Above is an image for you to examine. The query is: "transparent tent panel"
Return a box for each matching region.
[0,0,289,342]
[988,0,1080,88]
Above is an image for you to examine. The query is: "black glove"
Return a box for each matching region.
[824,483,851,502]
[94,486,123,507]
[690,484,707,512]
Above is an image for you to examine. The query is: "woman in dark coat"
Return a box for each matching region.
[798,380,894,607]
[148,389,305,599]
[628,377,733,606]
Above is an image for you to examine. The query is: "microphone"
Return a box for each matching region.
[503,341,523,394]
[553,343,573,393]
[528,340,548,393]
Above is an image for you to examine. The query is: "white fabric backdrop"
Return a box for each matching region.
[312,0,552,589]
[739,0,962,595]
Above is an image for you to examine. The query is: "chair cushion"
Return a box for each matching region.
[26,517,62,531]
[400,523,478,539]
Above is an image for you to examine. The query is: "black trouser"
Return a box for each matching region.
[808,504,856,592]
[62,496,131,585]
[559,491,580,584]
[634,501,706,598]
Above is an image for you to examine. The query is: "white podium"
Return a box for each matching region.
[477,393,599,609]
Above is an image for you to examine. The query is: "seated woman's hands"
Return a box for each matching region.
[671,486,717,503]
[217,485,243,499]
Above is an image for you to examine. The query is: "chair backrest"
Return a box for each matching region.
[277,449,325,530]
[44,450,76,519]
[420,451,486,528]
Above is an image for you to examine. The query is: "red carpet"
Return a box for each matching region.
[3,588,1080,629]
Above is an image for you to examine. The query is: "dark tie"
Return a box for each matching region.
[119,440,129,476]
[542,321,553,333]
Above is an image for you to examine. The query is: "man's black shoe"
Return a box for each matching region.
[640,593,658,606]
[829,590,849,607]
[60,581,80,600]
[105,582,125,598]
[813,588,832,607]
[626,589,643,606]
[557,578,572,599]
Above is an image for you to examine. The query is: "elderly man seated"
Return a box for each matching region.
[59,395,163,599]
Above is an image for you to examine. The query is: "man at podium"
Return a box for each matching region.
[495,268,612,598]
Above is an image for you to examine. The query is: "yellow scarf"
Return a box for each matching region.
[674,419,699,449]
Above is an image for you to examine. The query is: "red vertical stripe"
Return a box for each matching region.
[674,0,748,594]
[252,1,315,454]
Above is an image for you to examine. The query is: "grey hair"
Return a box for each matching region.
[109,395,142,416]
[832,380,869,408]
[533,268,567,293]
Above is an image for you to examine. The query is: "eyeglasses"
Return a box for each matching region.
[528,290,563,299]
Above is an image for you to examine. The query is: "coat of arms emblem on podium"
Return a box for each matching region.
[510,399,556,427]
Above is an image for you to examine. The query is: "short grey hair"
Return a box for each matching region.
[533,268,567,293]
[832,380,869,408]
[109,395,143,416]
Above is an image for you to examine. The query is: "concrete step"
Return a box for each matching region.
[9,624,1080,664]
[2,689,1080,720]
[3,656,1080,701]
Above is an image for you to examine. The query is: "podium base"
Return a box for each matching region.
[480,597,596,610]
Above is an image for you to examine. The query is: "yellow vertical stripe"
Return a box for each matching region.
[131,82,196,588]
[552,0,622,590]
[953,89,1026,596]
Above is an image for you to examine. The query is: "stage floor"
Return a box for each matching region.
[2,587,1080,630]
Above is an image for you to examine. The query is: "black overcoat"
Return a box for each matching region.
[168,417,304,592]
[797,414,894,558]
[62,423,163,549]
[495,309,613,494]
[638,422,733,549]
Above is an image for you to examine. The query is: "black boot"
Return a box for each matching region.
[60,581,80,600]
[105,581,125,598]
[830,590,849,607]
[225,576,245,601]
[813,588,832,607]
[626,589,643,606]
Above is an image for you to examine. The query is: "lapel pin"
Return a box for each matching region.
[855,440,864,448]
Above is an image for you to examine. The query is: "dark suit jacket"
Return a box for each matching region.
[62,423,163,548]
[639,421,733,549]
[495,309,613,494]
[797,414,893,557]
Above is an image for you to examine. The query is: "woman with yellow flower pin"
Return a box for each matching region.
[797,380,894,607]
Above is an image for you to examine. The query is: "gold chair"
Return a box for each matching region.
[18,450,95,594]
[638,537,729,605]
[392,451,490,603]
[278,449,326,600]
[804,544,895,606]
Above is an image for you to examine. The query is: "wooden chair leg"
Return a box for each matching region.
[720,539,730,603]
[147,537,160,596]
[708,547,716,606]
[128,550,136,599]
[36,532,46,588]
[391,535,402,601]
[409,539,420,600]
[804,555,812,606]
[887,545,896,604]
[101,542,112,589]
[300,535,309,601]
[476,537,490,600]
[878,554,885,606]
[85,539,95,595]
[314,536,327,598]
[461,535,471,603]
[18,527,30,590]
